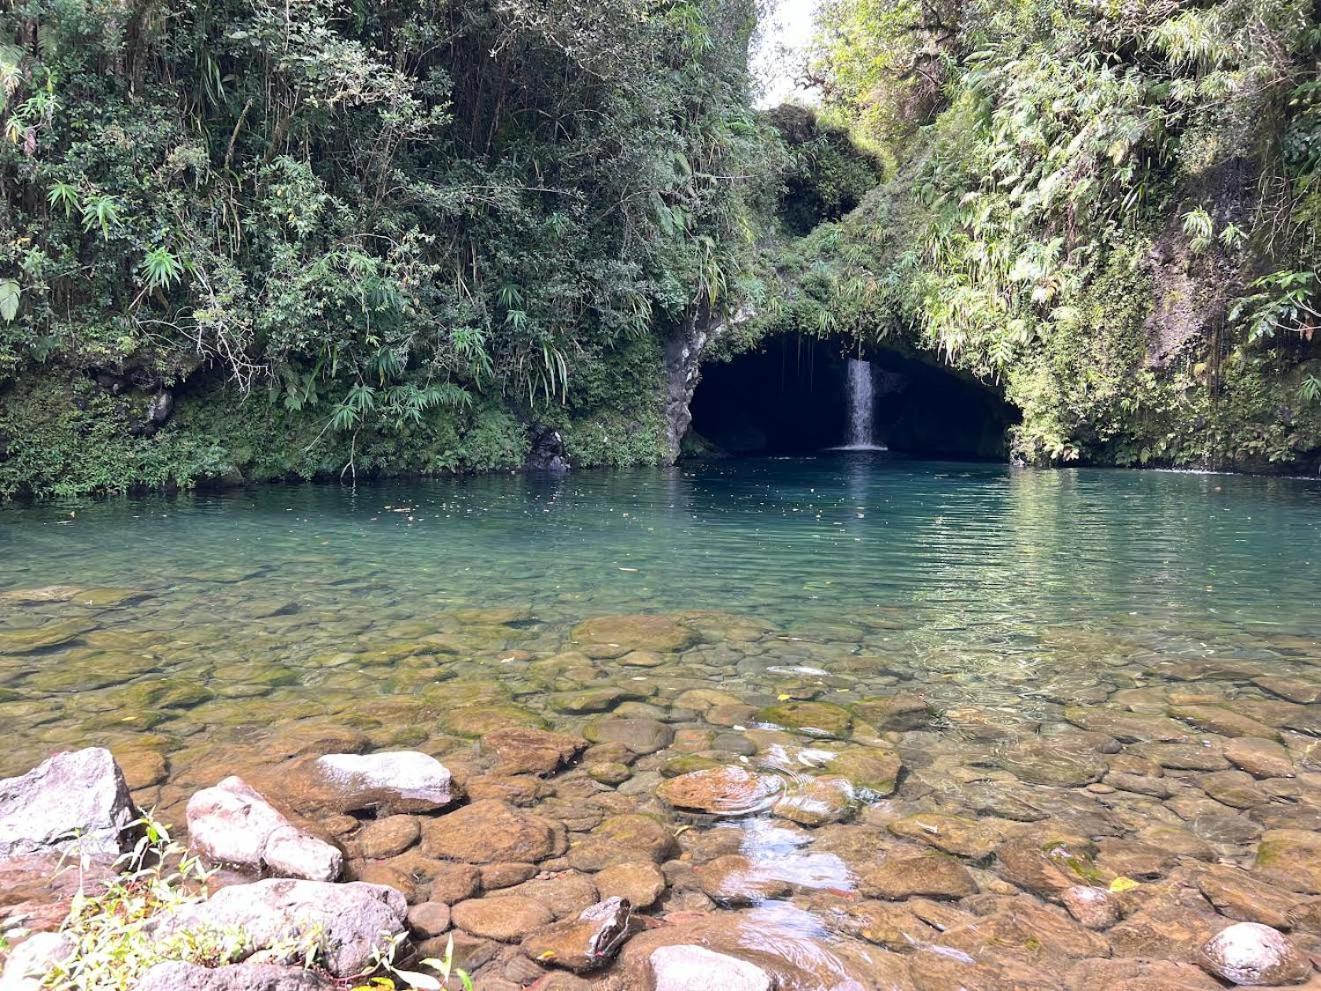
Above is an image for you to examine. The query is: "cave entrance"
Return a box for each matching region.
[685,335,1019,459]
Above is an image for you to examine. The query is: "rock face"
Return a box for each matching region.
[648,944,772,991]
[133,962,330,991]
[152,878,406,977]
[656,767,782,816]
[309,751,454,814]
[186,777,342,881]
[521,897,632,972]
[1197,922,1313,986]
[0,748,137,861]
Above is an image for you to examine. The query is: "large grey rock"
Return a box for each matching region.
[0,748,137,861]
[648,945,772,991]
[187,777,342,881]
[133,962,330,991]
[309,751,455,814]
[151,878,406,977]
[0,933,72,991]
[1197,922,1313,986]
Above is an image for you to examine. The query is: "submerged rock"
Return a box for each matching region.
[151,878,406,977]
[1197,922,1312,986]
[521,897,632,972]
[187,776,342,881]
[0,748,137,861]
[755,701,852,738]
[482,727,587,776]
[656,767,783,816]
[421,800,559,864]
[451,895,553,942]
[570,614,698,654]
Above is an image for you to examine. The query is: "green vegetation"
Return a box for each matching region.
[2,0,1319,494]
[0,0,775,496]
[757,0,1321,468]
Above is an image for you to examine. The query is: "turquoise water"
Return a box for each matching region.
[0,453,1318,781]
[5,455,1321,983]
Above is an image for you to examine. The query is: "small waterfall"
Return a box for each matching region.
[844,358,880,449]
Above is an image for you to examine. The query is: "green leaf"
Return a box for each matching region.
[0,279,19,322]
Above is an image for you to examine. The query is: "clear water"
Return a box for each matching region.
[3,453,1318,768]
[3,454,1321,980]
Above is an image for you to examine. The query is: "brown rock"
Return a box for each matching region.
[521,897,632,973]
[1062,885,1120,929]
[421,800,558,864]
[483,728,587,777]
[451,895,554,942]
[1064,958,1224,991]
[406,901,451,938]
[888,812,1000,860]
[595,861,667,910]
[500,872,600,919]
[1197,921,1313,986]
[656,767,783,816]
[570,614,697,654]
[835,900,940,950]
[358,816,420,860]
[426,862,483,904]
[856,852,977,900]
[481,862,539,890]
[1198,864,1303,930]
[1225,737,1294,779]
[694,855,792,905]
[567,815,675,871]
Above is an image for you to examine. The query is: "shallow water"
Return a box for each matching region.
[4,454,1321,986]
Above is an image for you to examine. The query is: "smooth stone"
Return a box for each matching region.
[694,854,793,905]
[1255,677,1321,705]
[406,901,452,938]
[755,701,852,738]
[500,872,599,918]
[1000,739,1108,787]
[358,815,420,859]
[852,693,935,732]
[1256,830,1321,894]
[855,851,977,900]
[483,727,587,776]
[0,747,137,861]
[309,751,454,814]
[570,614,698,654]
[187,776,342,881]
[648,945,771,991]
[1225,737,1295,779]
[997,836,1101,901]
[772,775,855,826]
[1064,958,1223,991]
[594,861,666,910]
[835,900,939,950]
[887,812,1000,859]
[657,767,783,816]
[1198,864,1303,930]
[151,878,406,977]
[1197,922,1312,986]
[451,895,554,942]
[481,862,540,890]
[581,718,674,755]
[521,897,632,973]
[421,800,558,864]
[587,762,631,786]
[1201,769,1270,809]
[444,705,548,739]
[823,747,902,798]
[1172,705,1280,740]
[549,688,628,714]
[567,814,675,871]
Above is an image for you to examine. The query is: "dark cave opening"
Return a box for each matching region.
[686,335,1019,459]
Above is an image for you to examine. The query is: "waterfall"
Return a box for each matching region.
[844,358,879,449]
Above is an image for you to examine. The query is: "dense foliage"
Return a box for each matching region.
[764,0,1321,468]
[0,0,777,495]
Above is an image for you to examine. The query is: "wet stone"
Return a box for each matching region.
[570,614,698,654]
[581,717,674,755]
[567,814,675,871]
[1200,769,1270,809]
[358,815,420,860]
[420,800,558,864]
[887,812,1001,860]
[594,861,666,910]
[1225,737,1294,779]
[755,701,852,738]
[694,854,793,905]
[481,862,540,890]
[856,851,977,900]
[1255,829,1321,894]
[483,727,587,776]
[648,945,772,991]
[1062,885,1121,929]
[834,900,940,950]
[406,901,452,938]
[772,775,855,826]
[500,872,599,919]
[852,693,935,733]
[656,767,783,816]
[587,762,631,785]
[1198,864,1303,930]
[520,897,631,973]
[451,895,554,942]
[823,747,902,797]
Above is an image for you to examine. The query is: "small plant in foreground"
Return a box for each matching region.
[352,932,474,991]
